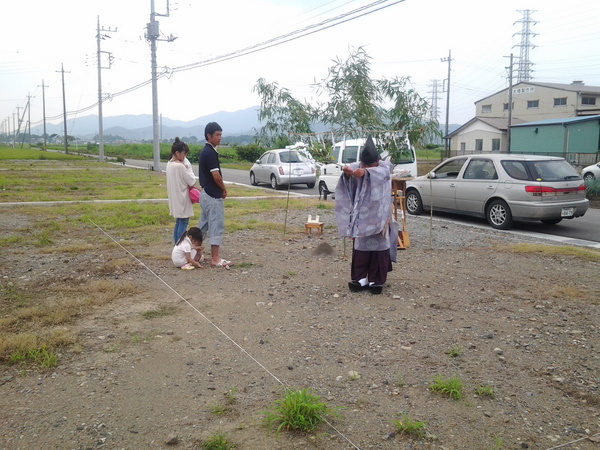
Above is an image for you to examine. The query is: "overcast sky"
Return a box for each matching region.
[2,0,599,134]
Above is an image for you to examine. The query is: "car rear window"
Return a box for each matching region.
[525,160,582,182]
[279,151,302,163]
[502,160,583,181]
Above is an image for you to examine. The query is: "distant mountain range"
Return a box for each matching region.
[32,106,264,142]
[29,105,461,144]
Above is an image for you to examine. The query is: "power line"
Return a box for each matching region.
[28,0,406,127]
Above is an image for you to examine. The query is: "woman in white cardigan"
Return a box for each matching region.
[166,137,197,243]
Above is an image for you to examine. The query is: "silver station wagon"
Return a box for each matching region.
[405,154,589,229]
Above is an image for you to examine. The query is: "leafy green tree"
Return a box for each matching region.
[314,46,384,139]
[253,47,440,164]
[252,78,314,147]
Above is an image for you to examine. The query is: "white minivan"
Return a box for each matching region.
[317,137,417,199]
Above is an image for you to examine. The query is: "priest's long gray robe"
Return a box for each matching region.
[334,160,398,263]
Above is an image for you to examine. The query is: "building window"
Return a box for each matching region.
[481,104,492,113]
[475,139,483,152]
[492,139,500,151]
[527,100,539,109]
[503,102,514,111]
[460,142,466,152]
[582,97,597,105]
[554,97,567,106]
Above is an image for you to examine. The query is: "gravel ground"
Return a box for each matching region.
[1,205,599,450]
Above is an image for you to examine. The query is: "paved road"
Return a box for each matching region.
[123,159,599,246]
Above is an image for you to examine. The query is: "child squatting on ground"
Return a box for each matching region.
[171,227,205,270]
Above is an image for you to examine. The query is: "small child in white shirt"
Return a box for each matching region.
[171,227,204,269]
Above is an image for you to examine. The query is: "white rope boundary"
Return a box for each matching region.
[90,220,361,449]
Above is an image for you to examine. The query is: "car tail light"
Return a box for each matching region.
[311,167,316,174]
[525,184,586,197]
[278,167,284,175]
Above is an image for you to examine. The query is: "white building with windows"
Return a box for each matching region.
[447,81,600,154]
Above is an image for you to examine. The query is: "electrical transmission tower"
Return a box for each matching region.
[430,79,442,144]
[513,9,538,83]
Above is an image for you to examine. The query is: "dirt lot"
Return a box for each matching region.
[0,204,599,450]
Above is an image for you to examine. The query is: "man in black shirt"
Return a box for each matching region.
[198,122,232,268]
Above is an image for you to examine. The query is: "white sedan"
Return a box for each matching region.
[581,162,600,182]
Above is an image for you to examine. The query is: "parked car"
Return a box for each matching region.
[405,154,589,230]
[581,162,600,182]
[250,149,317,189]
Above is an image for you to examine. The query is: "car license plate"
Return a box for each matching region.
[293,168,303,175]
[561,207,574,217]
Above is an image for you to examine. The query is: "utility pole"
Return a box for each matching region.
[15,106,29,148]
[38,80,48,150]
[441,50,452,159]
[97,16,117,163]
[146,0,176,171]
[26,94,34,148]
[12,112,16,148]
[57,64,70,153]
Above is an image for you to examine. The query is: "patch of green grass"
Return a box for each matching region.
[429,375,464,400]
[104,343,120,353]
[141,305,177,319]
[263,388,342,434]
[489,435,504,449]
[393,413,427,438]
[0,236,23,247]
[9,346,59,369]
[445,344,463,358]
[209,403,226,415]
[0,148,85,161]
[200,433,237,450]
[475,385,495,398]
[34,231,53,247]
[0,283,29,308]
[225,387,237,404]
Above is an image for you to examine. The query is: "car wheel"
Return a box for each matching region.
[486,199,513,230]
[250,171,258,186]
[405,190,423,215]
[270,175,281,190]
[541,218,562,225]
[583,172,595,182]
[306,182,315,189]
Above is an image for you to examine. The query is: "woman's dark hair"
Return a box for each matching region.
[204,122,222,140]
[171,137,189,157]
[176,226,203,246]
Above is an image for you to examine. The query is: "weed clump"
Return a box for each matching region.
[393,413,427,438]
[263,388,342,434]
[429,375,464,400]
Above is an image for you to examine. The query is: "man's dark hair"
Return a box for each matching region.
[204,122,222,140]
